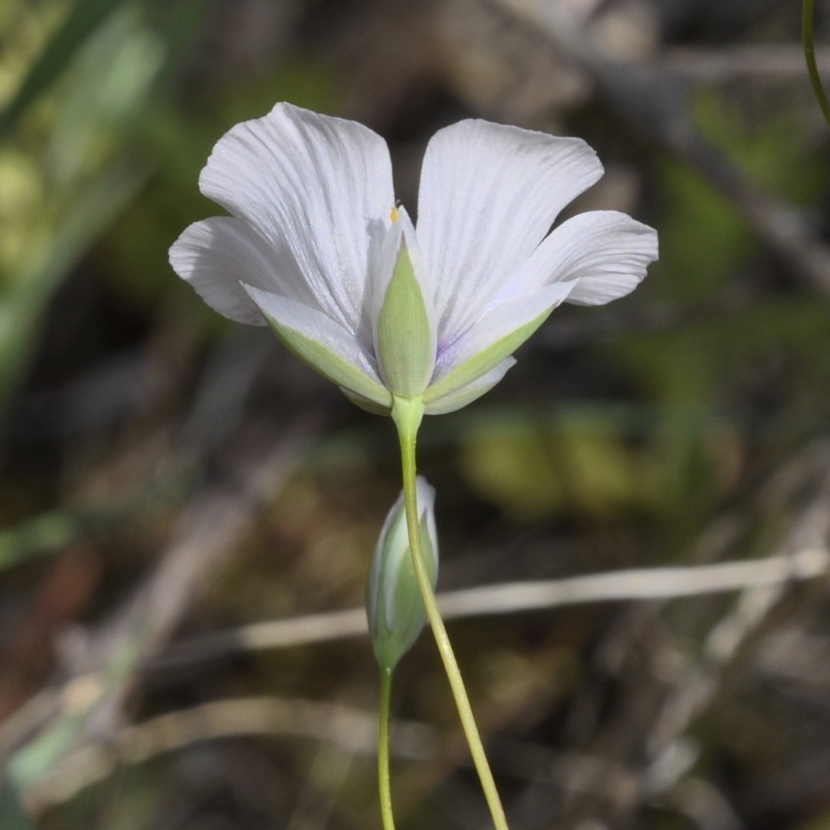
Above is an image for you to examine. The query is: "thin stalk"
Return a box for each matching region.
[391,396,509,830]
[378,666,396,830]
[804,0,830,129]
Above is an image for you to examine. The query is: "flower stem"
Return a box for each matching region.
[378,666,396,830]
[391,396,510,830]
[804,0,830,130]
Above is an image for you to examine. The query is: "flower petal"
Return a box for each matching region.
[200,103,395,339]
[424,358,516,415]
[424,281,574,403]
[244,285,391,408]
[169,217,314,325]
[502,211,658,306]
[416,120,603,342]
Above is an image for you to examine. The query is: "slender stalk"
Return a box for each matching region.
[391,396,510,830]
[804,0,830,129]
[378,666,396,830]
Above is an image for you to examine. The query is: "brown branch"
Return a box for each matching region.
[658,45,830,82]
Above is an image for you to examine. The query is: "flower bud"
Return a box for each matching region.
[366,477,439,670]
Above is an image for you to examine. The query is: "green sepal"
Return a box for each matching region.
[423,358,514,415]
[375,241,435,398]
[423,308,552,404]
[340,386,392,416]
[262,317,392,408]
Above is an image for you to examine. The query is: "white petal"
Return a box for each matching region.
[430,281,574,387]
[200,102,395,338]
[244,286,391,407]
[417,120,603,342]
[504,211,658,306]
[169,217,315,326]
[424,358,516,415]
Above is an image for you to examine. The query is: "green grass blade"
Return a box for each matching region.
[804,0,830,130]
[0,0,131,139]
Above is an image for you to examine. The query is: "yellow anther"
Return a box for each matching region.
[390,206,400,223]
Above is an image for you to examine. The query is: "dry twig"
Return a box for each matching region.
[153,546,830,669]
[487,0,830,297]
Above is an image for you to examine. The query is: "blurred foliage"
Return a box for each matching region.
[1,0,830,827]
[460,406,674,522]
[461,88,830,533]
[0,0,158,405]
[0,776,33,830]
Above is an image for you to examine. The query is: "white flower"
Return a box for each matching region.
[169,103,658,415]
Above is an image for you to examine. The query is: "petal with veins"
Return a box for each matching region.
[170,217,316,325]
[417,119,603,343]
[244,286,391,408]
[200,103,395,338]
[502,211,658,306]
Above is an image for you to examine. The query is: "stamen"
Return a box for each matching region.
[390,205,400,223]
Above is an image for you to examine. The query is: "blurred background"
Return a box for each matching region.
[1,0,830,828]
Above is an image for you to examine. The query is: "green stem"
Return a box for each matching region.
[391,396,510,830]
[378,666,396,830]
[804,0,830,129]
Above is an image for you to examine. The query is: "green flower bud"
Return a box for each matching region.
[366,477,439,670]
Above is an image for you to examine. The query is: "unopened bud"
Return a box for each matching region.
[366,477,439,670]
